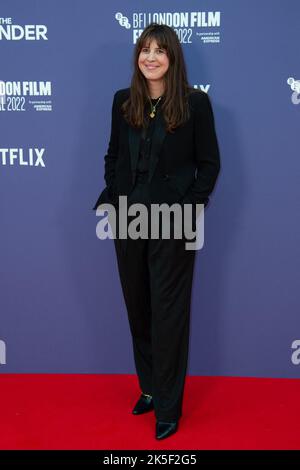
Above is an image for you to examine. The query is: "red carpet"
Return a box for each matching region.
[0,374,299,450]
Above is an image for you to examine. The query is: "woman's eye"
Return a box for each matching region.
[141,48,165,53]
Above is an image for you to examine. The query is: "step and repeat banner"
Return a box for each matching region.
[0,0,299,376]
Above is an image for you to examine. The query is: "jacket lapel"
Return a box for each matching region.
[128,124,141,185]
[128,109,167,185]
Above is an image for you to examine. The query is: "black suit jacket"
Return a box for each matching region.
[93,87,220,210]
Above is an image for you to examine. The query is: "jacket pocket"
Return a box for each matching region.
[165,176,185,199]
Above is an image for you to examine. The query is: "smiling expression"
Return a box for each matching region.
[138,39,170,83]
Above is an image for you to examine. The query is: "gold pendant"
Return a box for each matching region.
[149,111,155,118]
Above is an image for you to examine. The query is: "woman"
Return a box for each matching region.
[93,23,220,440]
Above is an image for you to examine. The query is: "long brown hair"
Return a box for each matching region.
[121,23,196,133]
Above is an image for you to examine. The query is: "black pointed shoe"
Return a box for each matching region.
[132,393,154,415]
[155,421,178,440]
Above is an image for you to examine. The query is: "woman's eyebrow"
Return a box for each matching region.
[142,46,165,50]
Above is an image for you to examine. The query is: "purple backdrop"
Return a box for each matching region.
[0,0,299,377]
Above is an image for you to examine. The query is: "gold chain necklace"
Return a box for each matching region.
[148,95,162,118]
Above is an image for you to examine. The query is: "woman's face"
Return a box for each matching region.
[138,38,169,83]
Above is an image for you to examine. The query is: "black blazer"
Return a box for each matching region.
[93,87,220,210]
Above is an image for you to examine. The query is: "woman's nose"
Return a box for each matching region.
[148,51,156,60]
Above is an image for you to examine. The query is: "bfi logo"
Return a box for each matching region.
[0,339,6,365]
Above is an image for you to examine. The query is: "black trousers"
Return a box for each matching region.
[113,172,197,421]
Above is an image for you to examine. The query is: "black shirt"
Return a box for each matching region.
[136,97,162,173]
